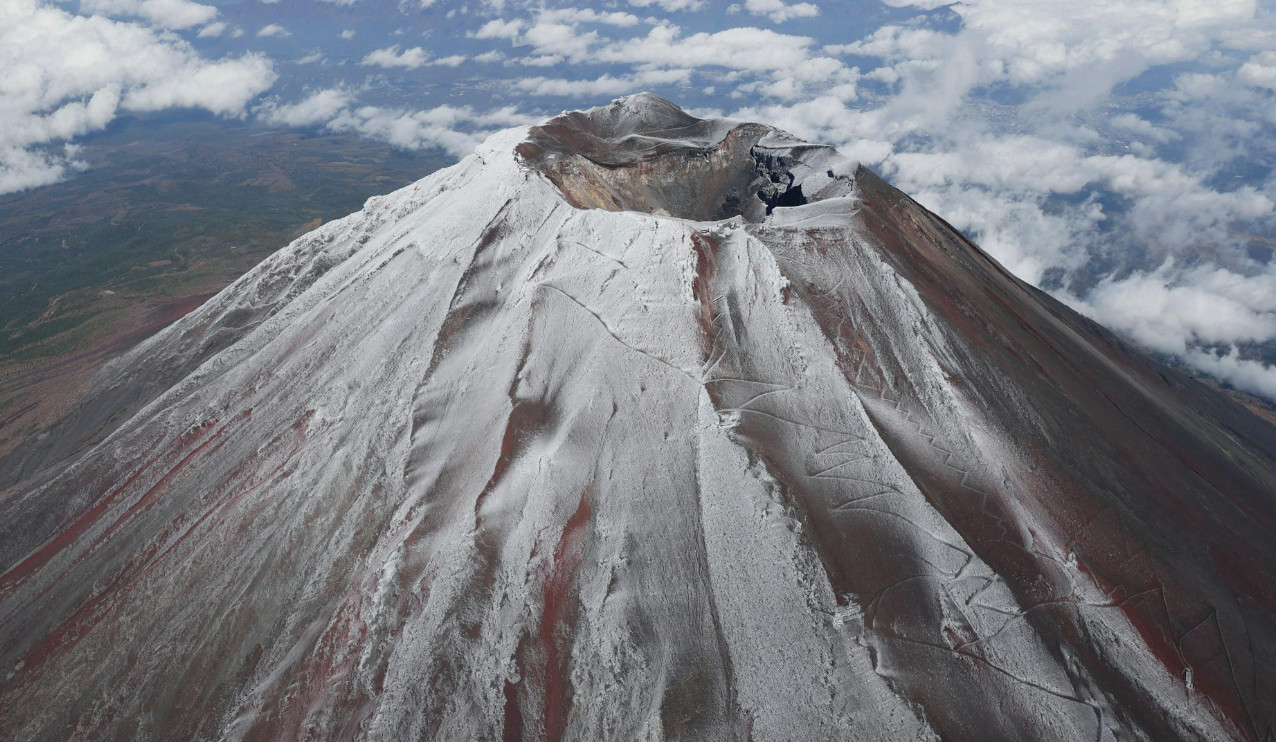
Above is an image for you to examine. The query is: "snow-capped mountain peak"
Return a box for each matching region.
[2,95,1274,742]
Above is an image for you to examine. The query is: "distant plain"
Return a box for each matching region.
[0,113,443,462]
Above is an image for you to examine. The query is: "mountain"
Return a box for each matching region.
[2,94,1275,742]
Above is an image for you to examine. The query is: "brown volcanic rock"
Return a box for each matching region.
[1,94,1274,741]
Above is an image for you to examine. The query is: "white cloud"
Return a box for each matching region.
[520,20,600,63]
[1184,348,1276,400]
[1109,113,1177,144]
[481,17,856,101]
[124,54,275,113]
[516,68,692,97]
[849,0,1264,113]
[626,0,704,11]
[827,25,947,61]
[0,0,276,195]
[260,88,354,127]
[257,23,288,37]
[733,55,857,100]
[538,8,641,27]
[328,104,529,157]
[743,0,819,24]
[472,18,523,40]
[197,20,226,37]
[1064,262,1276,399]
[256,88,532,158]
[962,0,1256,84]
[361,45,429,69]
[1080,263,1276,355]
[79,0,217,29]
[1238,50,1276,90]
[598,25,818,73]
[340,28,356,39]
[0,143,85,194]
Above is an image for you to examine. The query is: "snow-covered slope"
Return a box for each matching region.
[2,94,1275,742]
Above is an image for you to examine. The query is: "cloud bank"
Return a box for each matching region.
[259,87,530,157]
[0,0,275,194]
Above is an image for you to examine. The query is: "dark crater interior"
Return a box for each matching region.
[516,94,839,223]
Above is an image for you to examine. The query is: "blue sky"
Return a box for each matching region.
[3,0,1276,397]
